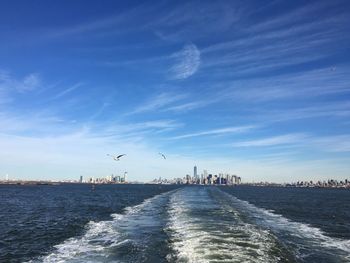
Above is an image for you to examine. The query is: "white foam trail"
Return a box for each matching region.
[27,186,349,262]
[166,187,287,263]
[28,189,178,263]
[216,188,350,262]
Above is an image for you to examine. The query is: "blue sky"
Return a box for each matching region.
[1,0,350,182]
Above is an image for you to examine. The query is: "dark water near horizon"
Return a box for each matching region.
[0,184,349,262]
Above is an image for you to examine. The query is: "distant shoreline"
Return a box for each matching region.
[0,181,349,189]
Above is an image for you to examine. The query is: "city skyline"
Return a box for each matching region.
[1,0,350,182]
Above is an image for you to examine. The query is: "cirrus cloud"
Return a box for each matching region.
[170,43,201,79]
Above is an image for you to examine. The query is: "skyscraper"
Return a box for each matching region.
[194,165,197,180]
[204,170,208,184]
[124,172,128,183]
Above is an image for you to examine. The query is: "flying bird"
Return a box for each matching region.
[107,154,126,161]
[159,152,166,159]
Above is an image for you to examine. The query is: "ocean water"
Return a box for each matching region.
[0,184,349,262]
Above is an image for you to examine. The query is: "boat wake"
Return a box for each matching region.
[166,187,294,263]
[214,188,350,263]
[29,190,176,263]
[28,186,350,263]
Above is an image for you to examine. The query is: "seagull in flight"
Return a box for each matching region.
[159,152,166,159]
[107,154,126,161]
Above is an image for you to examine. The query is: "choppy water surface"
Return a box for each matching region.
[0,184,349,262]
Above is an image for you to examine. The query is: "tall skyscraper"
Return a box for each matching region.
[194,165,197,179]
[124,172,128,183]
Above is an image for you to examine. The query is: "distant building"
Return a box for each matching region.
[186,174,191,184]
[124,172,128,183]
[150,167,242,186]
[79,175,83,183]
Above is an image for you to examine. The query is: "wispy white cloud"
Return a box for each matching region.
[0,71,42,106]
[105,119,183,134]
[45,3,156,39]
[250,151,299,163]
[73,118,184,144]
[165,101,203,112]
[232,132,350,154]
[129,92,187,114]
[220,66,350,102]
[198,1,350,77]
[310,135,350,153]
[201,37,334,75]
[37,2,241,43]
[0,112,76,136]
[164,99,215,113]
[128,89,218,115]
[151,1,243,41]
[170,43,200,79]
[232,133,307,147]
[202,16,345,55]
[0,71,41,93]
[19,73,41,92]
[248,1,339,34]
[256,101,350,123]
[52,82,84,100]
[171,125,255,140]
